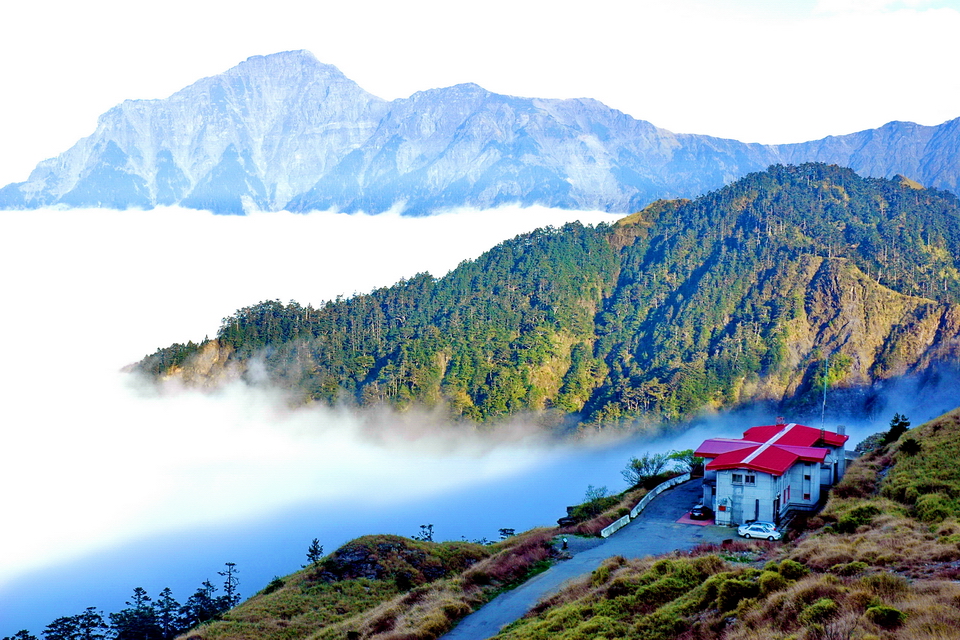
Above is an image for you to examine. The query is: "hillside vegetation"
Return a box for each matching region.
[166,409,960,640]
[486,409,960,640]
[178,530,560,640]
[139,163,960,428]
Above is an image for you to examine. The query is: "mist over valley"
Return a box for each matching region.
[1,205,626,632]
[7,169,960,635]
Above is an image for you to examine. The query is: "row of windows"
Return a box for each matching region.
[731,473,811,502]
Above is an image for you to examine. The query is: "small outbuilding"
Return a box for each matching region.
[695,420,848,526]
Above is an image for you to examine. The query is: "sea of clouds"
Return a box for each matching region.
[0,205,626,584]
[3,204,957,634]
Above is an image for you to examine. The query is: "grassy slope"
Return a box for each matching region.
[180,531,557,640]
[178,484,655,640]
[179,409,960,640]
[490,408,960,640]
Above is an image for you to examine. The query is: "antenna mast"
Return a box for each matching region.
[820,354,829,431]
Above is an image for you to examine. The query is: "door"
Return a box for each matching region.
[731,484,744,524]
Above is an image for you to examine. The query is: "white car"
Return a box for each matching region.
[738,522,782,540]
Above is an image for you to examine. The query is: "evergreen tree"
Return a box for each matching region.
[217,562,240,610]
[74,609,109,640]
[303,539,324,573]
[154,588,181,640]
[42,616,77,640]
[179,580,219,628]
[110,587,160,640]
[884,413,911,445]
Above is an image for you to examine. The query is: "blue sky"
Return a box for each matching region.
[0,0,958,185]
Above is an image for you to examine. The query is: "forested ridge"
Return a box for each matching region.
[139,163,960,428]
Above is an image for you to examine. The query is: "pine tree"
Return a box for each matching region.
[884,413,911,445]
[154,588,181,640]
[303,539,324,573]
[217,562,240,610]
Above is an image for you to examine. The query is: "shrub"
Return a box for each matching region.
[569,495,620,522]
[865,604,906,628]
[915,493,954,523]
[829,561,868,577]
[716,579,759,613]
[835,504,881,533]
[621,452,671,487]
[899,437,922,456]
[262,576,285,595]
[759,571,788,596]
[856,572,908,599]
[799,597,839,625]
[778,559,810,581]
[591,565,610,587]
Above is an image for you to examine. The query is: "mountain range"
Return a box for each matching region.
[2,50,960,215]
[139,164,960,427]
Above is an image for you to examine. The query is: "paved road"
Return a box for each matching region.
[440,479,734,640]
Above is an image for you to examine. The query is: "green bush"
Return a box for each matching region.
[799,598,839,625]
[866,604,907,628]
[915,493,955,523]
[899,437,922,456]
[758,570,788,596]
[716,579,759,613]
[857,572,908,599]
[592,565,611,587]
[778,559,809,581]
[262,576,285,595]
[835,504,881,533]
[570,495,621,522]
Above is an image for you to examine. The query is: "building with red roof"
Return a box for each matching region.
[695,420,848,526]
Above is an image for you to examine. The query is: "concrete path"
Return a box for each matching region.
[440,479,734,640]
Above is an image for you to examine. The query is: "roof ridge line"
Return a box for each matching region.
[740,423,796,466]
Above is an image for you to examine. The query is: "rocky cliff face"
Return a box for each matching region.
[3,50,959,215]
[0,51,389,213]
[745,257,960,404]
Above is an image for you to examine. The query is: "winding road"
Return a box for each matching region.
[440,479,735,640]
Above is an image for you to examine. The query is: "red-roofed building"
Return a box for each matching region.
[695,421,848,525]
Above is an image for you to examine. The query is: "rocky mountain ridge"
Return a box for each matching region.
[2,50,960,215]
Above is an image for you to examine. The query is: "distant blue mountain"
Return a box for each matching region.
[1,50,958,215]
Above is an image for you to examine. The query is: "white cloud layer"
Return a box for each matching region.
[0,205,620,586]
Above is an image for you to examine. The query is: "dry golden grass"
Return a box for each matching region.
[323,528,560,640]
[559,486,650,537]
[789,513,960,571]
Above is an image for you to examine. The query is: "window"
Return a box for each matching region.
[745,474,756,485]
[803,493,811,501]
[803,474,811,481]
[732,473,743,484]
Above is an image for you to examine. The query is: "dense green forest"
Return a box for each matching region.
[140,164,960,428]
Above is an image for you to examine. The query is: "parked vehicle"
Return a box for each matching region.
[690,503,714,520]
[738,522,781,540]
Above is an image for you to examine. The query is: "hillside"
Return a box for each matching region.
[173,530,560,640]
[489,409,960,640]
[134,409,960,640]
[3,51,960,215]
[138,164,960,428]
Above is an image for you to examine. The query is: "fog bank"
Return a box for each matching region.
[0,205,620,587]
[3,204,958,635]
